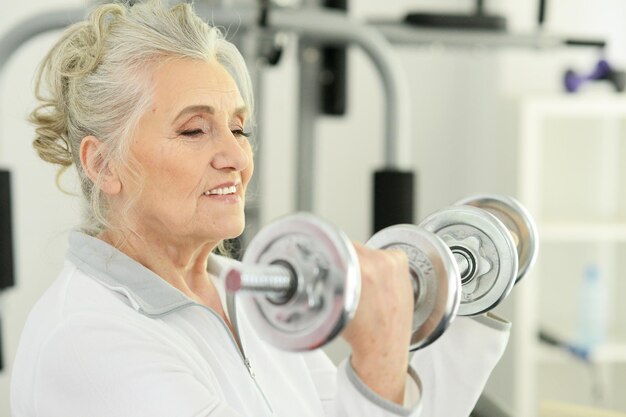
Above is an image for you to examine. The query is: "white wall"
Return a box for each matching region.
[0,0,85,414]
[1,0,625,415]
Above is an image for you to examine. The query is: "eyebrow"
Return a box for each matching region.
[172,104,248,123]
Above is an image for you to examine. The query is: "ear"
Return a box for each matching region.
[79,136,122,195]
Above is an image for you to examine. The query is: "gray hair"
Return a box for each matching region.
[31,0,254,236]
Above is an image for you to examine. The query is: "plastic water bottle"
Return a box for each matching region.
[576,264,608,349]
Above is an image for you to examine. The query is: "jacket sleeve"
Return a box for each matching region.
[409,313,511,417]
[32,314,244,417]
[302,350,423,417]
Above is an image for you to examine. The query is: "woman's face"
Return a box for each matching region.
[116,58,253,247]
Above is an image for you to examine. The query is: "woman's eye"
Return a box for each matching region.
[179,129,204,137]
[232,129,251,138]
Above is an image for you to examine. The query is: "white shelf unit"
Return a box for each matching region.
[515,95,626,417]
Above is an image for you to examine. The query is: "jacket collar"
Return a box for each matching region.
[66,230,238,318]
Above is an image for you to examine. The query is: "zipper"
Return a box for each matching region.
[95,270,274,412]
[133,298,274,414]
[243,356,276,414]
[221,306,275,415]
[193,303,275,415]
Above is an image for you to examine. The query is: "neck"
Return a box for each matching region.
[98,227,219,302]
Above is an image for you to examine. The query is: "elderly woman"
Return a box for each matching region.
[11,1,510,416]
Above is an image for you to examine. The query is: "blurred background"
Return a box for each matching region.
[1,0,626,416]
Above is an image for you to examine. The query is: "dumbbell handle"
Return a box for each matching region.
[225,265,294,296]
[227,247,472,305]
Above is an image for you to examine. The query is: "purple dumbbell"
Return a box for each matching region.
[564,59,626,93]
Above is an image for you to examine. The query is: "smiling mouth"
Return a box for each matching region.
[202,185,238,196]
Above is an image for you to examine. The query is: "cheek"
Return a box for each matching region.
[134,146,195,195]
[242,145,255,187]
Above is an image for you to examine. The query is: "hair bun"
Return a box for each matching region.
[30,4,125,175]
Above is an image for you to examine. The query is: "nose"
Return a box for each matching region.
[211,130,250,173]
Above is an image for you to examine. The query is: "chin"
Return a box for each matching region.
[217,215,246,240]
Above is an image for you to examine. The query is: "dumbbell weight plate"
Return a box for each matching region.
[242,213,360,351]
[456,195,538,284]
[367,226,460,351]
[420,206,518,316]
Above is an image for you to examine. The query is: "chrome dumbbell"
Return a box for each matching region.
[374,194,538,319]
[223,212,459,352]
[455,194,538,284]
[365,226,460,350]
[224,213,361,351]
[367,208,515,347]
[427,195,537,315]
[224,195,537,352]
[420,204,519,316]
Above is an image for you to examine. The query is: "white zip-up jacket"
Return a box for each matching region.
[11,231,510,417]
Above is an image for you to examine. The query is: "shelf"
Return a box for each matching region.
[515,94,626,417]
[540,223,626,242]
[368,21,606,50]
[521,95,626,118]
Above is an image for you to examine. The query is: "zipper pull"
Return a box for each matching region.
[244,357,256,378]
[244,356,275,414]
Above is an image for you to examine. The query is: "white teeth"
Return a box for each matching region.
[205,185,237,196]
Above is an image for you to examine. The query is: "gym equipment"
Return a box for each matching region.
[564,59,626,93]
[366,225,460,350]
[373,170,415,233]
[225,213,361,351]
[455,194,538,284]
[405,0,507,32]
[320,0,349,116]
[0,170,12,372]
[419,205,518,316]
[225,195,536,351]
[372,195,538,321]
[0,170,13,290]
[226,212,460,351]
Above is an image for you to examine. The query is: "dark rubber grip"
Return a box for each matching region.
[373,169,415,233]
[0,170,14,290]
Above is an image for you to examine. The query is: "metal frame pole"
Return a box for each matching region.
[269,8,412,170]
[295,38,321,212]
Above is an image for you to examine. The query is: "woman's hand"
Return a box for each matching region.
[341,242,415,405]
